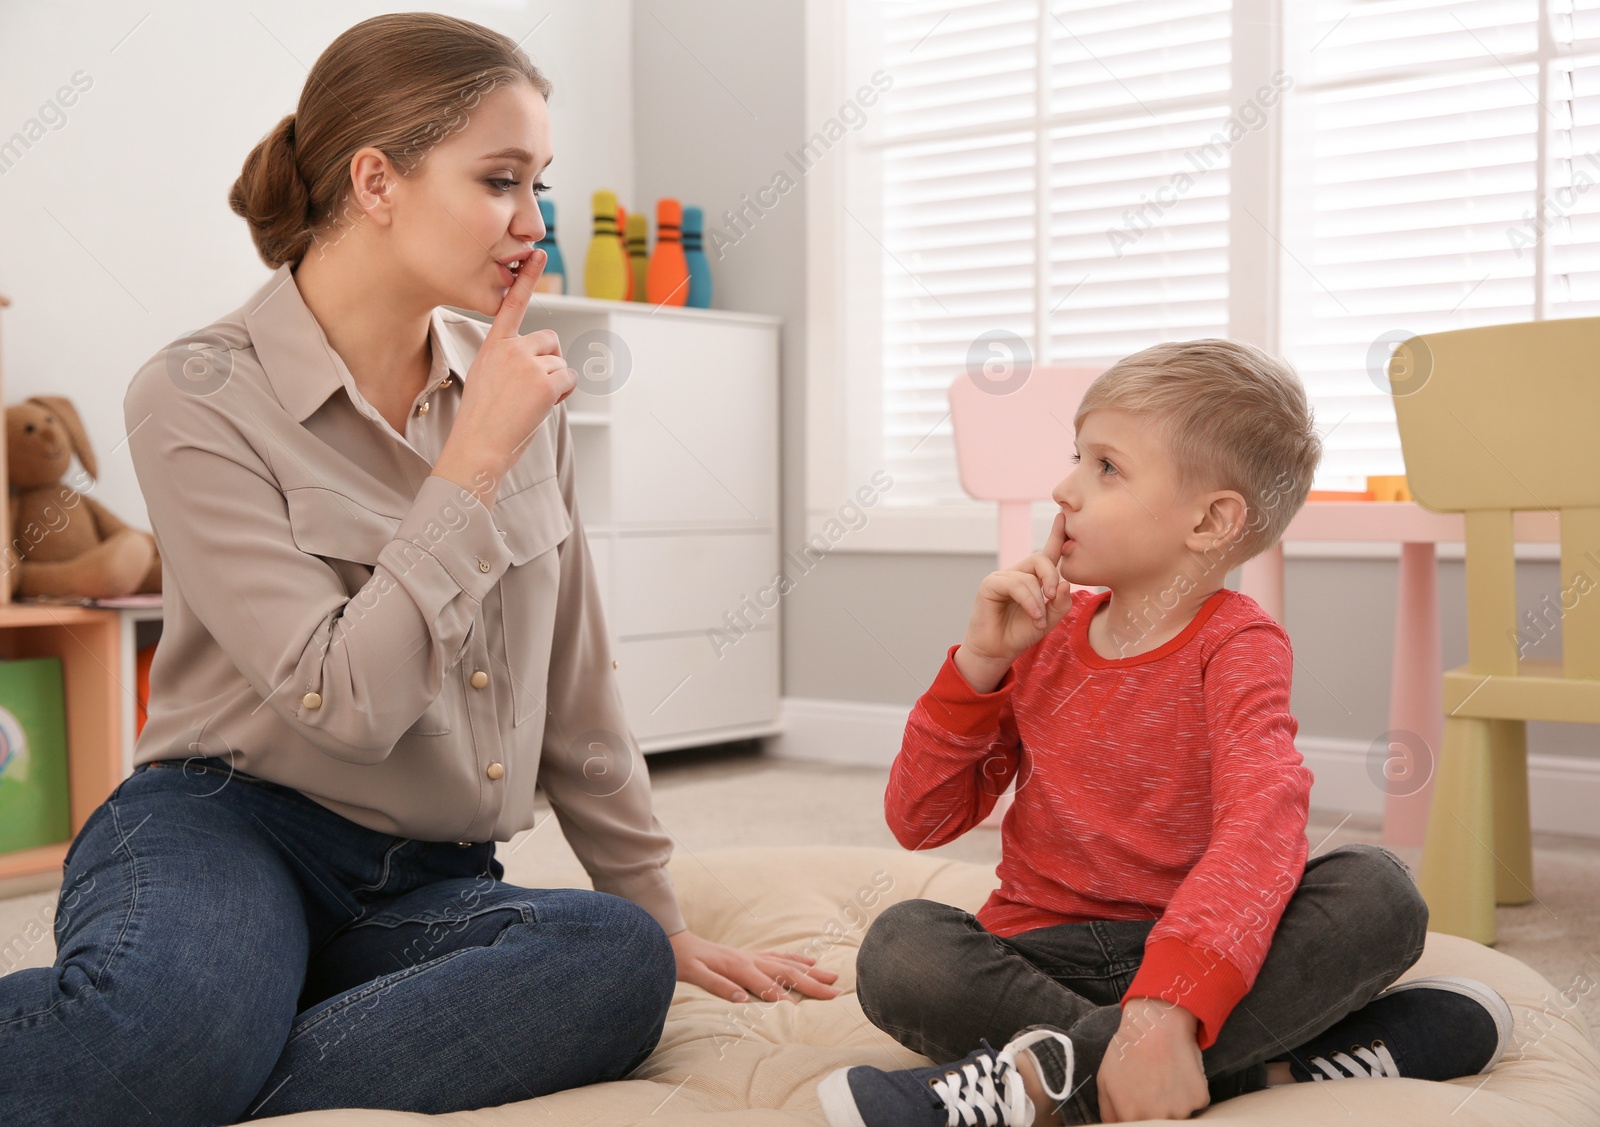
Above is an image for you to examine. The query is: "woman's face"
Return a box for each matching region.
[385,78,553,316]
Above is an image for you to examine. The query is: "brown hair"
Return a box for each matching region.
[1074,338,1323,563]
[228,12,552,270]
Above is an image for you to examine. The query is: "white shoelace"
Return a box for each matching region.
[1308,1040,1401,1081]
[926,1028,1076,1127]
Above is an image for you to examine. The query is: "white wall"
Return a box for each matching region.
[0,0,633,526]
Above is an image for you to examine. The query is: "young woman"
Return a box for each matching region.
[0,12,835,1124]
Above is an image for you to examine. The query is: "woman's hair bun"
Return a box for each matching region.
[228,112,315,270]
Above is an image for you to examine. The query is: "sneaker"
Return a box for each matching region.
[818,1026,1076,1127]
[1284,975,1514,1083]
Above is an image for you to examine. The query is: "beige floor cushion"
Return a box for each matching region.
[258,845,1600,1126]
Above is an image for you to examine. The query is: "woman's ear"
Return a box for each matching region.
[347,146,399,228]
[26,396,96,482]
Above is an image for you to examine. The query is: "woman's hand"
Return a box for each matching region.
[955,511,1073,691]
[667,928,842,1004]
[433,247,577,506]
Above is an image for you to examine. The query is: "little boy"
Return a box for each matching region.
[819,340,1512,1126]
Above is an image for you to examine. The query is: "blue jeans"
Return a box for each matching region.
[0,756,677,1126]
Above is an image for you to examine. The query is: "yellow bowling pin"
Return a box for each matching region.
[627,212,650,303]
[585,190,628,300]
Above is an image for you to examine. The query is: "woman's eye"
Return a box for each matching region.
[487,178,553,195]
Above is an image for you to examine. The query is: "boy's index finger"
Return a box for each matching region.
[485,248,546,341]
[1043,509,1067,564]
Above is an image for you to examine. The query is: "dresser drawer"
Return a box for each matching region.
[613,532,776,636]
[615,629,778,742]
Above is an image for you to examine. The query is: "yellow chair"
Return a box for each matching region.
[1388,318,1600,945]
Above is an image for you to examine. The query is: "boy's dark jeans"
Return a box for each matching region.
[855,843,1429,1124]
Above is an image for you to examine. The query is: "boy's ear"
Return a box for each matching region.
[1191,489,1249,555]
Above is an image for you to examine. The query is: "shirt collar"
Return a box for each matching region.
[242,262,475,424]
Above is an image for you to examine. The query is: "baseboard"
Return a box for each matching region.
[1292,736,1600,840]
[771,698,1600,839]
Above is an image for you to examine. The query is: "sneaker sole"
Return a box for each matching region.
[1378,974,1515,1072]
[816,1066,870,1127]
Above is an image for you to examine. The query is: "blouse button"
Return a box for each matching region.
[416,400,430,415]
[302,691,322,710]
[612,660,618,669]
[470,670,489,689]
[477,558,491,573]
[485,762,505,781]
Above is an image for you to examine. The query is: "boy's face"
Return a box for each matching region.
[1050,408,1219,590]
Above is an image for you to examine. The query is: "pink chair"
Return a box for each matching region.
[948,365,1106,571]
[948,364,1104,825]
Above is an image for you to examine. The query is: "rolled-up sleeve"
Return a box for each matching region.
[534,406,685,936]
[124,363,514,764]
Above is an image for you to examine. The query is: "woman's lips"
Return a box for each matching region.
[495,261,517,287]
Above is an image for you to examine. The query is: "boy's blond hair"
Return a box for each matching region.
[1074,338,1322,564]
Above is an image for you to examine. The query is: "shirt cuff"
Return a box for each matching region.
[1123,937,1250,1050]
[919,643,1019,739]
[602,865,687,937]
[391,474,514,603]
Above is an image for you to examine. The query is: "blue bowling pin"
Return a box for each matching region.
[683,205,713,308]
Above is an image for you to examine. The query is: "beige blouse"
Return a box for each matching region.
[123,262,684,935]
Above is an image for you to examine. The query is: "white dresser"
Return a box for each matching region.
[450,294,783,754]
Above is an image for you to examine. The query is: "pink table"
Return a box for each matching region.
[1239,502,1560,845]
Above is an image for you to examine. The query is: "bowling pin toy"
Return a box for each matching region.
[683,205,712,309]
[626,212,650,303]
[584,190,628,300]
[534,198,566,294]
[616,204,633,300]
[646,197,690,306]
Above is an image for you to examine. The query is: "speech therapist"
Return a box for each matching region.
[0,11,835,1125]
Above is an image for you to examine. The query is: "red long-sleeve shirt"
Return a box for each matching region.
[887,586,1313,1048]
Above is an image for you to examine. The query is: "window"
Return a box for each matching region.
[806,0,1595,550]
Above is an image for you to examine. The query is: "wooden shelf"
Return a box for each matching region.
[0,295,129,883]
[0,604,122,880]
[0,840,68,882]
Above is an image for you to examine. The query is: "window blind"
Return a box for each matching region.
[1281,0,1600,489]
[1548,42,1600,318]
[864,0,1233,507]
[847,0,1600,509]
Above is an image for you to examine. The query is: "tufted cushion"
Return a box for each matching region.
[257,845,1600,1125]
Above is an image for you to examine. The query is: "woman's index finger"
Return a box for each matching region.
[484,248,545,341]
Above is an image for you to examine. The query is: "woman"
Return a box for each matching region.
[0,12,835,1124]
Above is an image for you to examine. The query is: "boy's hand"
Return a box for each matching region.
[1096,999,1210,1123]
[955,511,1072,691]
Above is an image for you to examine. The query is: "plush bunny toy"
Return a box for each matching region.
[6,395,161,599]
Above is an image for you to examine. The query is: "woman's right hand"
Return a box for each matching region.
[955,510,1072,690]
[434,248,577,505]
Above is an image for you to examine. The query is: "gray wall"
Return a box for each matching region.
[632,0,1597,770]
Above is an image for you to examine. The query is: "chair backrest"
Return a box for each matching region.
[948,365,1103,568]
[1389,319,1600,679]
